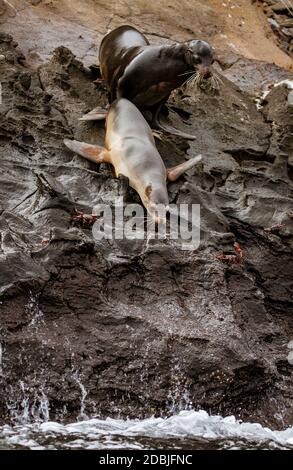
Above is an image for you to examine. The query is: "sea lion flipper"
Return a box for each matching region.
[79,106,108,121]
[153,117,197,140]
[167,155,202,182]
[64,139,111,164]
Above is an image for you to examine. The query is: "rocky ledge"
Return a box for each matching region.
[257,0,293,56]
[0,32,293,429]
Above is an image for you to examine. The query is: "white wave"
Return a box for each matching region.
[0,410,293,449]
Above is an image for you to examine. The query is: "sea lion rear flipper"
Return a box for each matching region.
[79,106,108,121]
[167,155,202,182]
[64,139,111,164]
[153,116,197,141]
[151,100,196,140]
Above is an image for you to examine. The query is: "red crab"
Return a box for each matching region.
[71,209,98,227]
[215,242,244,265]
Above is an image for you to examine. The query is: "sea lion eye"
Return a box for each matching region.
[194,57,202,65]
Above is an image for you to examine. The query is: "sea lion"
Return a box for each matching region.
[80,25,214,139]
[65,98,202,222]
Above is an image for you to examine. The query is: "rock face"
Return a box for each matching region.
[0,31,293,429]
[257,0,293,56]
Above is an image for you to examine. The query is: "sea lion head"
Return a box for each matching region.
[184,39,214,79]
[143,184,169,224]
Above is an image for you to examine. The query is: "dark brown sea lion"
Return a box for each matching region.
[81,25,214,139]
[65,98,202,222]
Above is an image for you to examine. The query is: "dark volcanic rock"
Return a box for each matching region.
[0,33,293,429]
[222,57,293,96]
[257,0,293,57]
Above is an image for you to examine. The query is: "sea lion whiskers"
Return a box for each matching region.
[179,71,199,93]
[184,67,222,98]
[208,69,223,89]
[184,70,198,83]
[182,71,202,92]
[178,71,196,77]
[213,72,223,87]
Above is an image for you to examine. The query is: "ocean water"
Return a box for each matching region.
[0,410,293,450]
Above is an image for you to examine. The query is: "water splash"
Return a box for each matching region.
[72,369,88,420]
[0,343,3,376]
[139,342,152,402]
[0,410,293,450]
[31,386,50,422]
[166,361,192,413]
[25,291,44,329]
[6,381,50,424]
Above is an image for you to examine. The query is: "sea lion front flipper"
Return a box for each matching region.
[64,139,111,164]
[79,106,108,121]
[166,155,202,182]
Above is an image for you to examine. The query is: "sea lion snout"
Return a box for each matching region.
[144,184,169,224]
[198,65,212,79]
[148,204,169,225]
